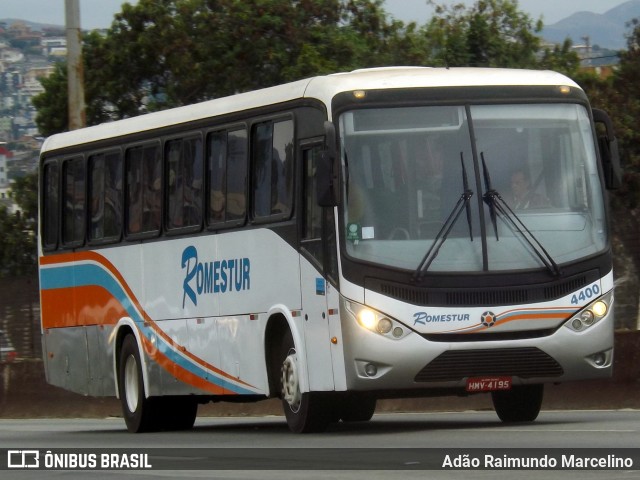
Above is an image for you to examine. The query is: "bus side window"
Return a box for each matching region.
[125,144,161,236]
[61,157,85,247]
[227,129,247,223]
[207,131,226,224]
[88,151,122,242]
[166,136,203,231]
[302,143,339,282]
[42,161,59,250]
[302,145,323,265]
[206,128,247,227]
[252,119,294,220]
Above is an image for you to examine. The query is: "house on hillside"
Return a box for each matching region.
[0,144,13,188]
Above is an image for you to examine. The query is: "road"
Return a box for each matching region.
[0,410,639,479]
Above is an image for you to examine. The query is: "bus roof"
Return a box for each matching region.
[40,67,580,154]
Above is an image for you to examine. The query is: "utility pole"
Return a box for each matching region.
[65,0,86,130]
[581,35,592,67]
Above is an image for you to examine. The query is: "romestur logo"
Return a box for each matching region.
[181,246,251,308]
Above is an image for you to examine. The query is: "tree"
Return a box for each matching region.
[578,19,640,210]
[32,62,68,137]
[422,0,578,73]
[611,20,640,207]
[0,172,38,277]
[33,0,581,135]
[0,206,36,277]
[34,0,431,130]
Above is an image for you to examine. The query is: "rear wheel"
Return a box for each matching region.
[492,384,544,423]
[280,330,333,433]
[119,334,156,432]
[119,334,198,432]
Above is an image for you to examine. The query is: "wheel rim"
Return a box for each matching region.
[124,354,139,413]
[281,349,302,413]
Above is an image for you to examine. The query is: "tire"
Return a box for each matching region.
[338,393,377,423]
[492,384,544,423]
[279,330,333,433]
[118,334,157,432]
[118,335,198,432]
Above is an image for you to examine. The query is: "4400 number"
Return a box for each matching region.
[570,284,600,305]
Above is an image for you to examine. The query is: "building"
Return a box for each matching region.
[0,144,13,188]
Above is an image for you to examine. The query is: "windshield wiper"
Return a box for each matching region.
[480,154,560,276]
[413,154,473,281]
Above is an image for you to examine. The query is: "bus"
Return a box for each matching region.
[38,67,621,433]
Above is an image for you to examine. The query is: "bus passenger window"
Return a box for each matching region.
[252,119,294,219]
[208,132,226,223]
[207,128,247,227]
[125,144,161,236]
[42,162,59,249]
[62,157,85,246]
[226,129,247,222]
[166,136,203,231]
[89,151,122,242]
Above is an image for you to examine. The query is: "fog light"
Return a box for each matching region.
[377,318,392,334]
[393,327,404,338]
[571,319,583,330]
[364,363,378,377]
[593,353,606,366]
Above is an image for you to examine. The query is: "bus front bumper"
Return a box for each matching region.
[339,298,614,394]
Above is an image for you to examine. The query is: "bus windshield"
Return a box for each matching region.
[341,103,607,273]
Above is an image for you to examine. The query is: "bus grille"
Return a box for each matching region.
[370,271,598,307]
[414,347,564,382]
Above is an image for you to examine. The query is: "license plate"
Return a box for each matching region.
[466,376,512,392]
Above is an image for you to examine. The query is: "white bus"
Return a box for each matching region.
[38,67,620,433]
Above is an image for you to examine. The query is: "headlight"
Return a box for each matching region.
[346,300,410,340]
[565,291,613,332]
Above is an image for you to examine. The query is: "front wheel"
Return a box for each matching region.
[492,384,544,423]
[337,393,377,422]
[280,330,333,433]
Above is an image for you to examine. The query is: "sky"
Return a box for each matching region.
[0,0,631,30]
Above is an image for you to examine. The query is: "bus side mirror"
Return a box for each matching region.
[592,109,622,190]
[317,121,341,206]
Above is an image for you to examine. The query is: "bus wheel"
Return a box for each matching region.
[338,393,377,422]
[492,384,544,423]
[280,331,332,433]
[119,334,157,433]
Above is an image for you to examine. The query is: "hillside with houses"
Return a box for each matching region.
[0,20,73,206]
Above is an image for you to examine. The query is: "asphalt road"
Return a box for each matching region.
[0,410,639,479]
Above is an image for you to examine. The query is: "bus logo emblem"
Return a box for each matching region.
[181,246,251,308]
[480,311,497,327]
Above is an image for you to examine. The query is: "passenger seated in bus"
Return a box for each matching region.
[210,188,225,222]
[508,169,549,210]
